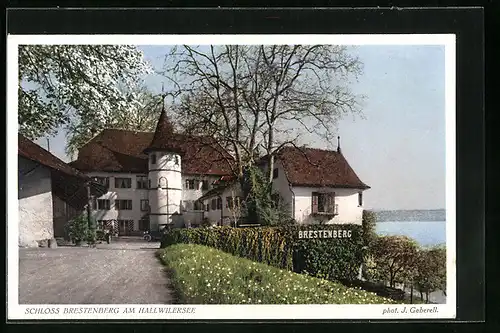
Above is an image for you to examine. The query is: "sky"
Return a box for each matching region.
[36,44,446,211]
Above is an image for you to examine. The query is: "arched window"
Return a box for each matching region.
[159,177,168,189]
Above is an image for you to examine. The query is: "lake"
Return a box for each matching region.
[375,221,446,247]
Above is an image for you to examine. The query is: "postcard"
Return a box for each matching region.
[8,33,456,320]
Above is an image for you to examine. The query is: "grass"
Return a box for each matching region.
[157,243,397,305]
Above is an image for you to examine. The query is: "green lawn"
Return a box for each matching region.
[158,243,397,305]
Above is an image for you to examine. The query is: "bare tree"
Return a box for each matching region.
[226,190,244,227]
[161,45,364,183]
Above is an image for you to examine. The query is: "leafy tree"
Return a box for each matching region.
[361,210,379,279]
[362,210,378,247]
[65,88,163,157]
[162,45,364,181]
[18,45,151,150]
[241,165,291,226]
[413,246,446,303]
[65,212,96,245]
[370,235,419,288]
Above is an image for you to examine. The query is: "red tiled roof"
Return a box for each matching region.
[18,134,86,179]
[276,146,370,189]
[70,129,235,176]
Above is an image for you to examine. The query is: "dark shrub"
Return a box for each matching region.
[362,210,378,247]
[64,213,96,245]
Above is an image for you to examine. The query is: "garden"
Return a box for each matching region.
[158,243,395,305]
[158,210,446,305]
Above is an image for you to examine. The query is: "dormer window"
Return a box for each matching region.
[150,154,156,165]
[175,156,179,165]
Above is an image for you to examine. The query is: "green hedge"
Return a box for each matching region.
[161,224,364,281]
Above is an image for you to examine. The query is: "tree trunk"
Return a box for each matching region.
[420,291,423,301]
[410,284,413,304]
[86,182,93,245]
[267,154,275,185]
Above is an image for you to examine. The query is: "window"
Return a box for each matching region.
[97,199,111,210]
[194,201,204,211]
[137,176,148,189]
[117,219,134,235]
[115,199,132,210]
[96,220,105,230]
[150,154,156,165]
[211,198,217,210]
[311,192,337,215]
[148,179,151,189]
[140,199,149,211]
[217,197,222,210]
[226,197,241,210]
[159,177,168,189]
[183,200,194,211]
[201,180,209,191]
[273,168,279,179]
[206,204,210,212]
[94,176,109,187]
[139,218,150,231]
[185,179,198,190]
[115,177,132,189]
[358,192,363,206]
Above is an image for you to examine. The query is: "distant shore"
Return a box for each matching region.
[372,209,446,222]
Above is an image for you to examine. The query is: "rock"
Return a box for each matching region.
[19,239,39,248]
[38,239,49,248]
[48,238,58,249]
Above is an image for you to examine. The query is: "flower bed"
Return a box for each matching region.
[158,243,396,305]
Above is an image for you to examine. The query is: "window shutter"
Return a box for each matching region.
[312,192,318,214]
[328,193,335,213]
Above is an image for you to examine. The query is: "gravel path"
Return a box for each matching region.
[19,240,175,304]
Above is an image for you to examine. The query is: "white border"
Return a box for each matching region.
[7,34,456,320]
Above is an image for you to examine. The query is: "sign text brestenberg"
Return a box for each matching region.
[298,229,352,239]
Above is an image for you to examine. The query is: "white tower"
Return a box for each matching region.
[143,107,184,231]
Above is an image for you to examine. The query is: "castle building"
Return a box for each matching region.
[69,107,234,234]
[70,107,370,234]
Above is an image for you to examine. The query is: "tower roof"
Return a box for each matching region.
[143,107,184,155]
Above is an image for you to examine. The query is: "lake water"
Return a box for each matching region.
[375,221,446,247]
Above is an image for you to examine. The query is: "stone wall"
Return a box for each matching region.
[18,157,54,247]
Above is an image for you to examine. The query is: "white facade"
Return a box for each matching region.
[269,159,295,216]
[87,171,149,233]
[85,151,365,231]
[202,182,243,226]
[147,151,183,230]
[267,158,365,225]
[292,187,364,225]
[86,168,223,232]
[18,157,54,247]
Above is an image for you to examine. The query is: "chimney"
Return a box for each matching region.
[337,136,342,154]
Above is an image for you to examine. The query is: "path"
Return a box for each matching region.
[18,239,175,304]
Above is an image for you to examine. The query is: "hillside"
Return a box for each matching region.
[374,209,446,222]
